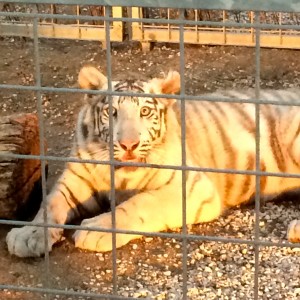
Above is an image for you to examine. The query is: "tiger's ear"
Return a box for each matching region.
[149,71,180,106]
[78,66,107,90]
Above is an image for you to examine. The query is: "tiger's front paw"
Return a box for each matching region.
[287,219,300,243]
[6,225,63,258]
[73,214,114,252]
[73,213,135,252]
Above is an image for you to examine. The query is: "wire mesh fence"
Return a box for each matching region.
[0,1,300,299]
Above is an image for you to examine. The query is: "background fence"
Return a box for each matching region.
[2,2,300,50]
[0,0,300,300]
[0,3,123,43]
[131,8,300,51]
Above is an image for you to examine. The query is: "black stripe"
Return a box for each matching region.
[153,170,177,190]
[210,102,228,122]
[148,129,155,140]
[96,106,101,136]
[287,122,300,168]
[138,168,161,190]
[157,108,165,138]
[59,189,80,218]
[92,105,97,132]
[263,107,286,172]
[239,154,254,198]
[76,152,95,176]
[144,98,158,105]
[80,123,88,139]
[204,102,236,200]
[59,181,90,217]
[192,103,217,168]
[260,161,267,194]
[68,166,95,191]
[68,166,109,212]
[116,207,128,216]
[120,179,128,190]
[188,173,202,198]
[194,195,214,224]
[230,103,256,136]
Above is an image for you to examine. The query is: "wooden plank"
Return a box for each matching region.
[133,27,300,49]
[0,22,123,41]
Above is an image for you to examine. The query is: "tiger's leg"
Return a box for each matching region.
[74,172,222,252]
[287,220,300,243]
[6,189,73,257]
[6,162,106,257]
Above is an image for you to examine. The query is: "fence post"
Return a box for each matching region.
[131,7,151,52]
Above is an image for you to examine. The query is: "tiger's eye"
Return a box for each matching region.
[103,106,117,117]
[140,106,151,117]
[112,107,117,117]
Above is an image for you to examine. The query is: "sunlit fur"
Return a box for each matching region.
[6,67,300,257]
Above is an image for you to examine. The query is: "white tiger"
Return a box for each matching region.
[6,66,300,257]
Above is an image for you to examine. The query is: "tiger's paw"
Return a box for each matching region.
[287,219,300,243]
[73,214,135,252]
[6,226,61,257]
[73,215,114,252]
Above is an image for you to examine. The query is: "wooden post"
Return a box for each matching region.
[0,113,47,220]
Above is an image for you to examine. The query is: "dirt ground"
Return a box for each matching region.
[0,37,300,299]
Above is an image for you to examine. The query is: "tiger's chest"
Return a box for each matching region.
[113,166,179,191]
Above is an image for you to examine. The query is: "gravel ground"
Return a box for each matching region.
[0,38,300,300]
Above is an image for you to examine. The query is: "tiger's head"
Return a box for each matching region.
[77,66,180,164]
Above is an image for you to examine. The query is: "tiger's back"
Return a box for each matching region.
[182,89,300,207]
[177,90,300,206]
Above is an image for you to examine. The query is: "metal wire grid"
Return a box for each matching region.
[0,2,300,300]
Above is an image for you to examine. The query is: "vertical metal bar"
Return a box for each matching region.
[251,11,254,43]
[254,10,261,300]
[167,8,171,41]
[223,10,226,45]
[76,5,79,25]
[141,7,145,40]
[195,9,199,43]
[32,5,50,300]
[279,12,282,45]
[179,8,187,300]
[104,5,118,295]
[50,4,54,24]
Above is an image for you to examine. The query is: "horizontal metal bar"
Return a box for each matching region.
[0,284,140,299]
[1,0,300,13]
[1,151,300,179]
[2,218,300,249]
[1,83,300,107]
[2,11,300,31]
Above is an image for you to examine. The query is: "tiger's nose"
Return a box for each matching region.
[119,139,140,151]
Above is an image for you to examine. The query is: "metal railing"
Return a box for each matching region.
[0,1,300,299]
[2,2,300,50]
[131,8,300,51]
[0,3,123,43]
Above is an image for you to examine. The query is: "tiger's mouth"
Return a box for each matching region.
[121,150,138,162]
[115,152,145,172]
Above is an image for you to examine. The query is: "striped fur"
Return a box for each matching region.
[6,66,300,257]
